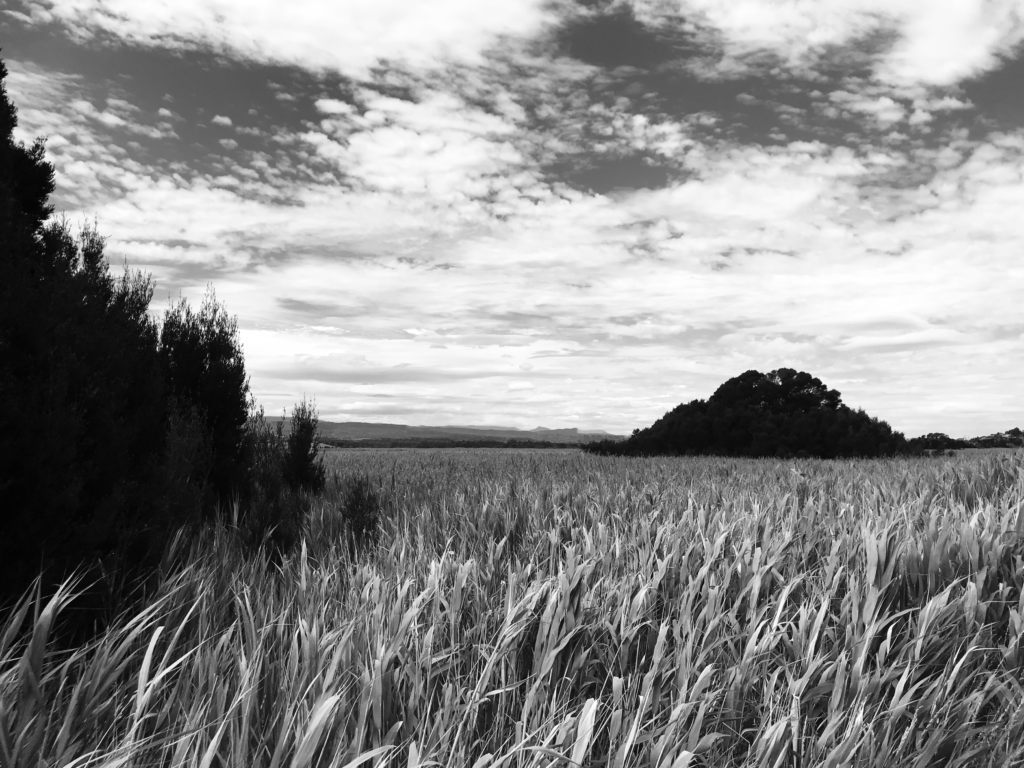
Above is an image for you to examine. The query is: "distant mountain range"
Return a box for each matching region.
[312,421,624,445]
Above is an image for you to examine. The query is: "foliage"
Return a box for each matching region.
[156,399,213,525]
[243,401,287,503]
[0,74,169,602]
[909,432,969,451]
[237,399,331,558]
[336,474,382,551]
[971,427,1024,448]
[589,368,908,458]
[4,449,1024,766]
[283,397,327,494]
[0,59,54,232]
[160,287,250,502]
[910,428,1024,452]
[0,58,255,620]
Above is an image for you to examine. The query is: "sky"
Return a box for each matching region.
[3,0,1024,437]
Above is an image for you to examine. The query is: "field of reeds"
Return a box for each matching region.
[3,448,1024,767]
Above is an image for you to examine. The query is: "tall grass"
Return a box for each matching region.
[3,449,1024,767]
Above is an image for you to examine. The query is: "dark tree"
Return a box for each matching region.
[283,397,327,494]
[587,369,908,459]
[0,57,171,605]
[160,288,250,503]
[0,56,258,622]
[712,368,842,413]
[908,433,967,452]
[0,58,54,232]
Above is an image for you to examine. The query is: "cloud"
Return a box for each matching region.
[315,99,354,116]
[5,8,1024,436]
[667,0,1024,86]
[18,0,554,76]
[837,328,972,350]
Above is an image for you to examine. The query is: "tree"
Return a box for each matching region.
[709,368,842,413]
[0,58,54,232]
[588,369,907,459]
[1,55,170,604]
[160,287,250,503]
[0,53,313,614]
[283,397,327,494]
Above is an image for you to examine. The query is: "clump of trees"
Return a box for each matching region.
[241,396,329,557]
[909,429,1023,452]
[0,58,329,619]
[587,368,908,458]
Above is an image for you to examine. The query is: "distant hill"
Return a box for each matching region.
[302,420,623,445]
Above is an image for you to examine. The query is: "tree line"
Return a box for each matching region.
[909,429,1024,452]
[0,58,329,624]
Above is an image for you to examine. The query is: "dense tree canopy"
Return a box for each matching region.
[1,60,169,598]
[161,290,250,499]
[587,368,908,458]
[0,57,253,611]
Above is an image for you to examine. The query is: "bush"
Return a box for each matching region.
[235,403,286,555]
[156,399,213,527]
[338,476,382,554]
[160,288,250,505]
[236,399,327,560]
[243,401,287,503]
[283,397,327,494]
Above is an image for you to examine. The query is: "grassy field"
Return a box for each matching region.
[3,448,1024,767]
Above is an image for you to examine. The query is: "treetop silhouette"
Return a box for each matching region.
[586,368,906,459]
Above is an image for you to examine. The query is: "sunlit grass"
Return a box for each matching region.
[3,449,1024,767]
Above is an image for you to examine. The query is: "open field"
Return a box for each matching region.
[3,449,1024,767]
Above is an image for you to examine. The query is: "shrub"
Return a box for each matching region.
[236,400,327,560]
[242,401,286,502]
[156,399,213,527]
[338,476,382,553]
[236,403,287,554]
[0,54,333,608]
[283,397,327,494]
[160,287,250,505]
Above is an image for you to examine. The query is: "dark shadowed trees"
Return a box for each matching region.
[0,57,256,616]
[587,368,908,459]
[283,397,327,494]
[0,60,169,602]
[160,289,250,502]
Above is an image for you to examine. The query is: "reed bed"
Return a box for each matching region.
[3,449,1024,767]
